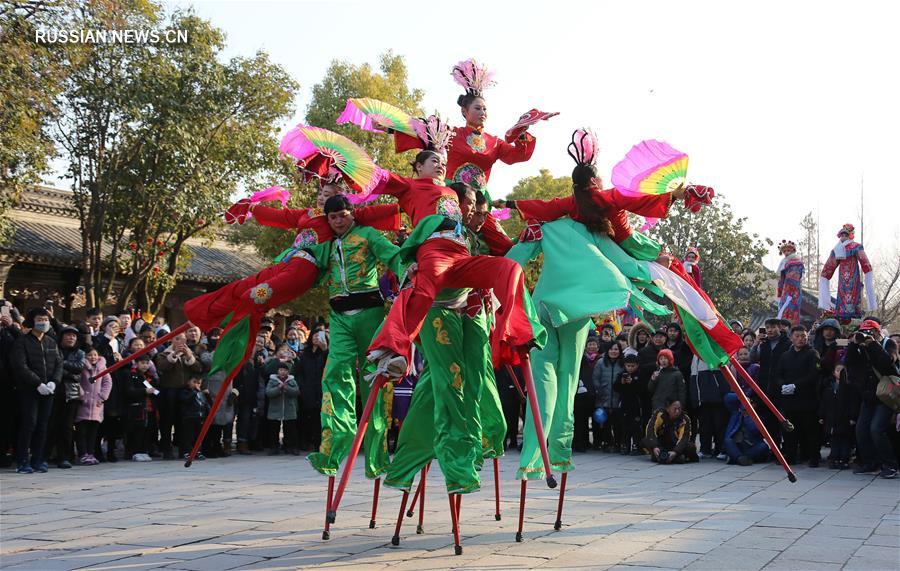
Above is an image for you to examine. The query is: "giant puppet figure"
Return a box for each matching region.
[819,223,876,320]
[776,239,804,326]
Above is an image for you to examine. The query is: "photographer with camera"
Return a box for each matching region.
[845,320,898,478]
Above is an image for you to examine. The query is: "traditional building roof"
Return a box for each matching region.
[2,186,266,284]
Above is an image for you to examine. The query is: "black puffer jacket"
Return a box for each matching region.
[845,339,895,405]
[775,344,821,411]
[11,332,62,390]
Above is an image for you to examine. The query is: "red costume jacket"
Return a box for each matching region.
[376,173,462,227]
[253,203,401,247]
[511,190,673,244]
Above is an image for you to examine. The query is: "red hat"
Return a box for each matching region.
[777,240,796,255]
[837,223,855,239]
[684,247,700,261]
[859,319,881,333]
[657,348,675,367]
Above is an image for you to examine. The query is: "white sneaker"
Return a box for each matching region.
[716,453,727,461]
[132,453,152,462]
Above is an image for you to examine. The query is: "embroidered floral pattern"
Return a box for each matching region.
[250,284,273,305]
[466,132,487,152]
[450,362,463,391]
[453,163,486,190]
[436,196,462,222]
[433,317,451,345]
[321,391,334,416]
[293,228,318,249]
[319,428,333,456]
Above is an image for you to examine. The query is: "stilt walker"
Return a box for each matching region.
[776,240,804,326]
[818,223,877,321]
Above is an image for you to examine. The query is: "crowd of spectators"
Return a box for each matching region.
[575,317,900,478]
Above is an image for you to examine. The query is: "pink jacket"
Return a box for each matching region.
[76,357,112,423]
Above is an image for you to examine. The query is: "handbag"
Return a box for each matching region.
[874,370,900,412]
[65,380,84,403]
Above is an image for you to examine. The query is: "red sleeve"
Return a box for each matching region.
[820,253,838,279]
[374,172,411,199]
[479,214,514,255]
[497,132,536,165]
[693,266,703,288]
[394,132,424,153]
[513,196,576,222]
[607,209,633,243]
[355,204,402,232]
[252,205,311,230]
[600,188,674,220]
[858,247,873,273]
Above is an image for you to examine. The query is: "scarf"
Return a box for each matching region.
[777,252,801,274]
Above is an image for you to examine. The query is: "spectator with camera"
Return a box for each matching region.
[846,320,898,478]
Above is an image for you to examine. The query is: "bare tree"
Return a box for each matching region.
[875,244,900,330]
[797,211,819,289]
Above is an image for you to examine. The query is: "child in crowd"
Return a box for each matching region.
[613,354,645,455]
[819,368,859,469]
[124,354,158,462]
[178,374,208,461]
[76,347,112,465]
[265,362,300,455]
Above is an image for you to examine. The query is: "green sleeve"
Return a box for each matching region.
[506,239,542,269]
[594,235,652,283]
[618,231,661,261]
[363,227,402,276]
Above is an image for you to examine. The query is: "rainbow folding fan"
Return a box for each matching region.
[336,98,420,138]
[279,124,385,196]
[611,140,688,197]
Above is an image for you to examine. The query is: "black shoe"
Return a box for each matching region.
[163,450,175,460]
[852,464,879,475]
[880,467,898,479]
[57,460,72,469]
[267,449,280,456]
[737,456,752,466]
[808,458,820,468]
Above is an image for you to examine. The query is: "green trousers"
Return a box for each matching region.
[307,306,392,479]
[385,307,505,494]
[517,315,592,480]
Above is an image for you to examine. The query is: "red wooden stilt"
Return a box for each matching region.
[92,323,190,380]
[493,457,502,521]
[449,494,462,555]
[327,375,388,523]
[322,476,334,540]
[730,357,794,432]
[369,478,381,529]
[554,472,568,530]
[455,493,461,520]
[416,465,427,534]
[720,366,797,482]
[520,353,557,489]
[406,465,425,517]
[504,364,526,400]
[515,479,526,542]
[391,490,410,546]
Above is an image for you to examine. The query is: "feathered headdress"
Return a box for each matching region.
[452,58,496,102]
[567,128,600,166]
[837,223,855,239]
[777,239,796,255]
[412,113,454,156]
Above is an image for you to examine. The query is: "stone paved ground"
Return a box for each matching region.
[2,451,899,570]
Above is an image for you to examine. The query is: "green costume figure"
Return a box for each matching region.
[307,197,402,479]
[507,218,669,479]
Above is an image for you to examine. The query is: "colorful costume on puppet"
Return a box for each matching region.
[306,197,403,480]
[683,246,702,288]
[776,240,804,326]
[818,223,876,320]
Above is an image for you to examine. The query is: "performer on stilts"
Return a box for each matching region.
[682,246,702,288]
[818,223,877,321]
[776,240,804,326]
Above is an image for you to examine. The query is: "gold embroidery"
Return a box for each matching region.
[321,392,334,416]
[433,317,450,345]
[450,363,463,391]
[320,428,333,456]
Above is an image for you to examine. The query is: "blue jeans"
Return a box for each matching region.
[856,400,897,469]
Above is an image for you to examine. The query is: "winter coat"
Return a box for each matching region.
[774,345,821,412]
[59,346,86,402]
[265,374,300,421]
[626,322,653,356]
[667,337,695,381]
[757,332,790,398]
[644,408,692,455]
[179,387,209,420]
[10,332,63,390]
[76,357,113,422]
[579,353,601,401]
[123,369,157,422]
[647,366,686,411]
[845,339,895,406]
[818,376,860,437]
[689,357,729,407]
[155,346,202,390]
[92,334,120,367]
[201,350,236,426]
[235,361,261,409]
[613,370,644,417]
[104,368,130,417]
[294,347,326,411]
[723,393,762,445]
[592,357,623,409]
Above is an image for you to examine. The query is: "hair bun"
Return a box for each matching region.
[456,94,466,107]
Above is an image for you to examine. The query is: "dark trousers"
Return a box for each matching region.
[572,394,594,451]
[236,403,258,444]
[828,431,852,462]
[268,419,298,449]
[856,401,898,469]
[157,387,180,452]
[179,417,202,455]
[619,408,643,450]
[698,403,728,456]
[54,399,80,462]
[0,382,18,463]
[781,409,819,463]
[100,414,123,457]
[500,393,522,450]
[16,391,54,465]
[76,420,100,456]
[298,407,320,450]
[125,417,153,456]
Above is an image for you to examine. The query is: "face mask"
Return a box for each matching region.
[33,321,51,333]
[287,340,300,350]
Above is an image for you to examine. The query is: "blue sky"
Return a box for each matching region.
[156,1,898,270]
